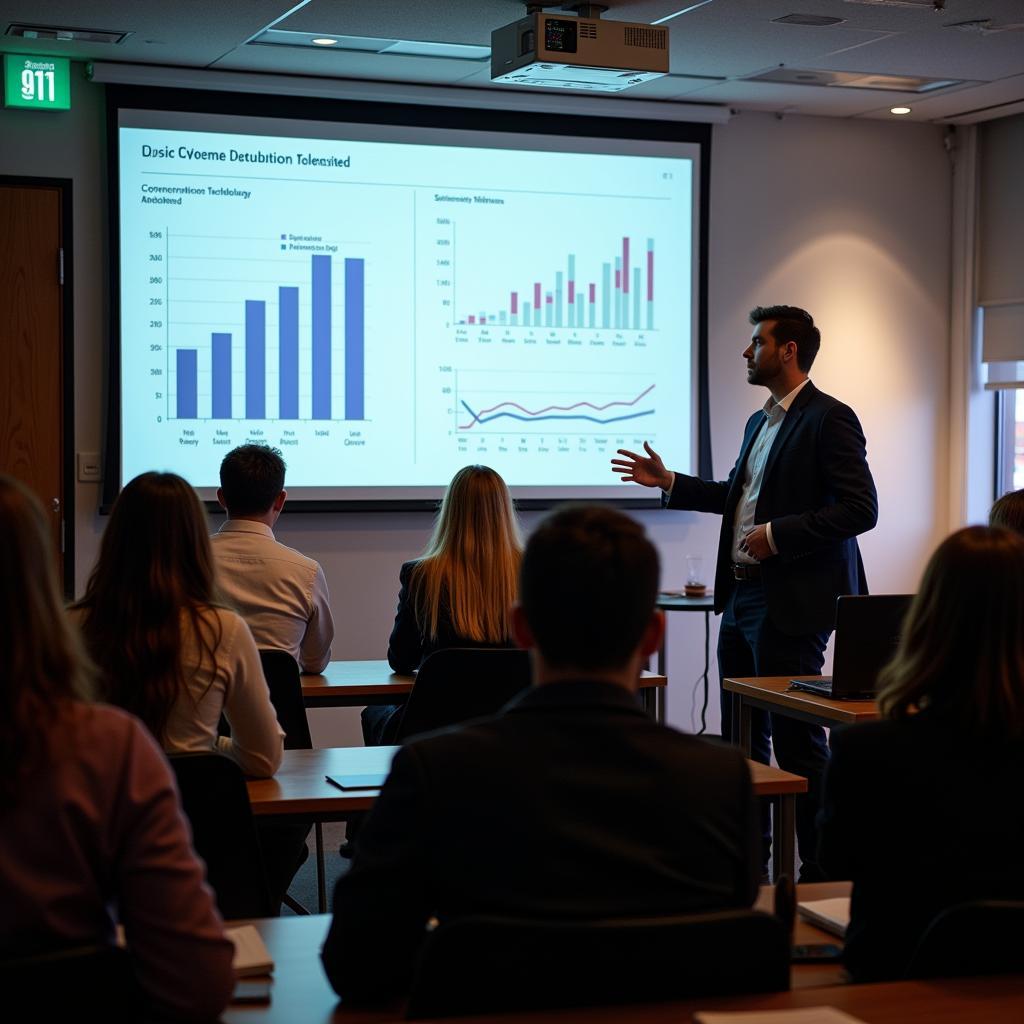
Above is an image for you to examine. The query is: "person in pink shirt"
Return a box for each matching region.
[0,474,235,1020]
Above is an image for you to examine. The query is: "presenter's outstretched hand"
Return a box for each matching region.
[611,442,673,491]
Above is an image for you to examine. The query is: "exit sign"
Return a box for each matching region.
[4,54,71,110]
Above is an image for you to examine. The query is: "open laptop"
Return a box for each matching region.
[789,594,913,699]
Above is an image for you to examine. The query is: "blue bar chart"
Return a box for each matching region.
[169,248,366,422]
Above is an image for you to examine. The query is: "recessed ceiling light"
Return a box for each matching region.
[890,105,912,115]
[311,37,338,46]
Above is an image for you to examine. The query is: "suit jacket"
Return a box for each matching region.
[666,381,877,635]
[322,680,760,1003]
[387,559,512,674]
[818,713,1024,981]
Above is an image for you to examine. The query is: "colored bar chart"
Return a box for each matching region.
[170,251,367,421]
[454,238,655,330]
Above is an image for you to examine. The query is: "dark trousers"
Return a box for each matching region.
[718,581,830,881]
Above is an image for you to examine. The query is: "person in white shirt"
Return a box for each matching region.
[212,443,335,674]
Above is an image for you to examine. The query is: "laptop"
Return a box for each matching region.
[789,594,913,699]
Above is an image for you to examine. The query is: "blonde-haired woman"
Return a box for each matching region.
[365,466,522,744]
[0,475,234,1020]
[819,525,1024,981]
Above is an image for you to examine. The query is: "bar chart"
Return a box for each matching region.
[167,243,366,423]
[455,238,656,332]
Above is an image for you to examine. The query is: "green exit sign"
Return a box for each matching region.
[4,54,71,110]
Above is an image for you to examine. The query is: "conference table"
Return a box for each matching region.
[247,746,807,910]
[221,880,1024,1024]
[301,660,669,723]
[722,676,879,758]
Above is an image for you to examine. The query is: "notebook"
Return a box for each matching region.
[326,772,388,790]
[789,594,912,699]
[797,897,850,938]
[225,925,274,977]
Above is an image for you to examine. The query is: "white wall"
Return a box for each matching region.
[1,72,952,741]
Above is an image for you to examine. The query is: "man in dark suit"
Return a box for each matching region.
[321,505,760,1004]
[612,305,877,880]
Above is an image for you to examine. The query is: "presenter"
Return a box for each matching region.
[611,305,877,880]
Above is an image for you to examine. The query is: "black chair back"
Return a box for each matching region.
[406,909,790,1018]
[0,944,138,1022]
[395,648,531,742]
[906,900,1024,978]
[169,752,273,919]
[259,649,313,749]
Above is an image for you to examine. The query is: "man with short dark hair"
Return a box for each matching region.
[212,443,334,673]
[321,505,759,1004]
[612,305,877,881]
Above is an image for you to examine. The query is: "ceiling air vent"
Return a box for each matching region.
[747,67,963,92]
[6,23,129,44]
[773,14,846,26]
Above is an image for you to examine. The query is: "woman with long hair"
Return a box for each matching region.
[819,525,1024,980]
[0,474,234,1019]
[363,466,522,746]
[74,471,282,777]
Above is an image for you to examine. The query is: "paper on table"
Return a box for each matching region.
[695,1008,867,1024]
[796,897,851,938]
[226,925,274,977]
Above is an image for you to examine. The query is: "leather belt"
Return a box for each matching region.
[731,562,762,581]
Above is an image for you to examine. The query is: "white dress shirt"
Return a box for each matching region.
[211,519,335,673]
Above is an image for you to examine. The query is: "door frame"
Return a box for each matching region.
[1,175,76,595]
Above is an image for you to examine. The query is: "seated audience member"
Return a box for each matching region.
[819,526,1024,982]
[74,472,283,778]
[324,504,760,1003]
[364,464,522,745]
[990,487,1024,535]
[212,443,334,673]
[0,475,234,1020]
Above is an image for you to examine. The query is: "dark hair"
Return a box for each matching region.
[990,489,1024,537]
[219,443,286,515]
[74,472,224,744]
[749,305,820,372]
[520,504,659,671]
[877,526,1024,738]
[0,476,94,805]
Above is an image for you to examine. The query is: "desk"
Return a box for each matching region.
[722,676,879,758]
[302,661,669,723]
[222,883,854,1024]
[247,748,805,907]
[655,594,715,730]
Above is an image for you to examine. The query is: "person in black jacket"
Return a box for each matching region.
[611,305,878,879]
[363,465,521,745]
[323,505,760,1004]
[819,526,1024,981]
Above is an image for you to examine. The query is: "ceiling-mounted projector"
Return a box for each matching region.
[491,8,669,93]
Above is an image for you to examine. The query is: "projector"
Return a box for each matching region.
[491,12,668,93]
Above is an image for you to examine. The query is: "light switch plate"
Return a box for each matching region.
[77,452,102,481]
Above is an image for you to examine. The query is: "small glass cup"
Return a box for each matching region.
[686,555,704,587]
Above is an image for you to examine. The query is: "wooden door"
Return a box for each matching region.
[0,183,66,586]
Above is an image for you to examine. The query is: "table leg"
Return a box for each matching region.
[315,822,327,913]
[657,633,666,678]
[774,795,796,883]
[655,685,666,725]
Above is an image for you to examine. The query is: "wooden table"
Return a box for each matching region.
[302,660,669,723]
[722,676,879,757]
[247,748,806,908]
[222,883,852,1024]
[224,883,1024,1024]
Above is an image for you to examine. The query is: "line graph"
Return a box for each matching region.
[454,371,656,436]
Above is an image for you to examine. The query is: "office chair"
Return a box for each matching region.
[168,752,274,920]
[394,647,531,742]
[257,648,315,915]
[905,899,1024,978]
[0,944,138,1021]
[406,909,790,1018]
